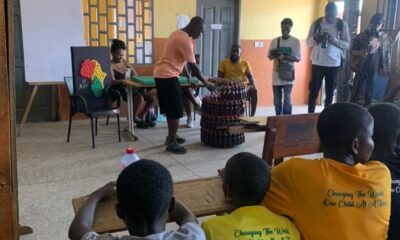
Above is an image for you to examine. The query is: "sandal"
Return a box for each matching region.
[165,135,186,145]
[166,142,187,154]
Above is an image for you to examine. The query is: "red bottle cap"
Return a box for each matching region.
[126,148,134,154]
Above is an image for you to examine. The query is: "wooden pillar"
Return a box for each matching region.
[0,0,18,239]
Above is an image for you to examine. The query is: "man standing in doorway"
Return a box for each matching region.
[268,18,301,115]
[218,45,258,116]
[306,2,350,113]
[154,16,214,154]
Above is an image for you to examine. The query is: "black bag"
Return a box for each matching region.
[277,38,295,81]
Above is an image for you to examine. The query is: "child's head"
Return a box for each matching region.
[116,159,173,232]
[369,103,400,158]
[223,152,270,207]
[317,103,374,164]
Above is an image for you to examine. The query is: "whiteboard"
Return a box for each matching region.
[21,0,85,83]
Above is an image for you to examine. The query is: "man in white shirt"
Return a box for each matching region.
[306,2,350,113]
[268,18,301,115]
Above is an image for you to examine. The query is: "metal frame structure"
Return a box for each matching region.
[83,0,154,64]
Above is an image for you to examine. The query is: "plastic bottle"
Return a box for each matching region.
[120,148,140,170]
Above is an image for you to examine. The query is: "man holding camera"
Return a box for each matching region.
[268,18,301,115]
[306,2,350,113]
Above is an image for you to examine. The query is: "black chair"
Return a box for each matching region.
[65,76,121,148]
[66,46,122,148]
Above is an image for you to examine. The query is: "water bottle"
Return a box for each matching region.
[120,148,140,170]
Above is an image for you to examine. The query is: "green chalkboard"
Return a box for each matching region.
[131,76,199,85]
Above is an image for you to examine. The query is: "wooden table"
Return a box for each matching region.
[121,77,204,141]
[72,176,232,233]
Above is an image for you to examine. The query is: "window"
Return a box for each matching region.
[82,0,154,64]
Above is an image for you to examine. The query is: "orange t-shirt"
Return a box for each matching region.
[262,158,391,240]
[153,30,196,78]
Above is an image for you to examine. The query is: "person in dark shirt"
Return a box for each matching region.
[110,39,157,128]
[369,103,400,240]
[350,14,385,106]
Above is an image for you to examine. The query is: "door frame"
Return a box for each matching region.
[0,0,19,239]
[196,0,241,72]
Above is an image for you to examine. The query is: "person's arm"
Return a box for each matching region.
[268,39,279,61]
[244,61,256,88]
[306,21,319,48]
[169,199,198,225]
[182,64,193,85]
[128,63,138,77]
[68,182,116,240]
[188,62,216,91]
[245,71,256,88]
[330,21,350,50]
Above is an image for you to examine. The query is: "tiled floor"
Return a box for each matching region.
[17,105,322,240]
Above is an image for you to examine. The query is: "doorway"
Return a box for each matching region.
[196,0,240,77]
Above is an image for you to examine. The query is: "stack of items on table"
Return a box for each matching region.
[201,78,246,148]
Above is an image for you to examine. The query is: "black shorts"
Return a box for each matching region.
[155,77,183,120]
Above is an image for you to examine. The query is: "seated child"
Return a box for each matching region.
[369,103,400,240]
[110,39,157,128]
[202,152,300,240]
[68,160,205,240]
[262,102,392,240]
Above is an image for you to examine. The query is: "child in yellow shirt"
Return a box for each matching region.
[263,103,391,240]
[202,152,300,240]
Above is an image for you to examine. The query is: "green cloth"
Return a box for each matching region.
[131,76,199,85]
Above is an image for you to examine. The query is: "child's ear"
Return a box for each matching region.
[352,138,360,155]
[116,203,124,219]
[168,197,176,213]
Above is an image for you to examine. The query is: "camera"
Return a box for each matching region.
[320,32,329,48]
[270,49,281,58]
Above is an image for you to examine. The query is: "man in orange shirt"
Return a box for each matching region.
[153,16,214,154]
[262,103,391,240]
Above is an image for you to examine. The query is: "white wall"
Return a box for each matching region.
[21,0,85,83]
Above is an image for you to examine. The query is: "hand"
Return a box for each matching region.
[206,82,217,92]
[328,34,334,42]
[217,168,225,178]
[90,182,116,200]
[379,68,387,76]
[361,50,368,57]
[278,55,287,62]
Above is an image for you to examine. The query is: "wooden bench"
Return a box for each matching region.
[262,113,321,166]
[72,177,233,233]
[72,113,322,233]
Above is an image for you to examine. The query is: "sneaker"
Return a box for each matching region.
[187,117,194,128]
[194,96,202,108]
[166,142,187,154]
[165,135,186,145]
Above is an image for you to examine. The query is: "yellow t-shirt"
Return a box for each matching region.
[262,158,391,240]
[218,59,252,84]
[202,206,300,240]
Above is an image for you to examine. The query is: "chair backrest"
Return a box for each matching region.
[70,46,112,109]
[262,113,321,166]
[64,76,74,96]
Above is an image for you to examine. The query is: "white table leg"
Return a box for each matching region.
[125,87,138,141]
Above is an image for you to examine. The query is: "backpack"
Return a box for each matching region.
[314,17,344,39]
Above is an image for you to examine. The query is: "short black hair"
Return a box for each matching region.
[325,2,338,13]
[188,16,204,28]
[224,152,270,205]
[116,159,173,222]
[370,13,384,25]
[281,18,293,27]
[111,39,126,53]
[369,103,400,149]
[318,103,373,148]
[231,44,241,50]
